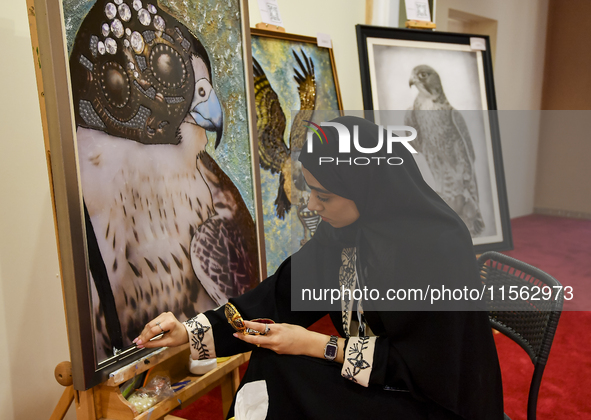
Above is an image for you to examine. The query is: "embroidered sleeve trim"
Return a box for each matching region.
[341,336,376,387]
[183,313,216,360]
[339,247,356,337]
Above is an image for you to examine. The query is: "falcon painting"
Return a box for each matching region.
[405,64,485,236]
[253,49,321,242]
[70,0,258,359]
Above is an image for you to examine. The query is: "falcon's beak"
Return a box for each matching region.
[409,74,417,88]
[189,79,224,148]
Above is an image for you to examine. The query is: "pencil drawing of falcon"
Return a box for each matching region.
[70,0,258,359]
[253,49,319,228]
[404,64,485,236]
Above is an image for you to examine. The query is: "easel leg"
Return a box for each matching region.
[49,385,74,420]
[75,388,97,420]
[220,368,237,419]
[232,367,240,393]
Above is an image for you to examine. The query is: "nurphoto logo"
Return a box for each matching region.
[303,120,329,144]
[305,121,418,166]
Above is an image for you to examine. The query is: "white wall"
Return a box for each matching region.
[254,0,550,218]
[436,0,549,111]
[0,3,74,419]
[436,0,550,218]
[247,0,366,110]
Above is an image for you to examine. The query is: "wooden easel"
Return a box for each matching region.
[50,351,250,420]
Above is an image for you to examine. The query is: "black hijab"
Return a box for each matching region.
[292,116,503,419]
[294,115,482,312]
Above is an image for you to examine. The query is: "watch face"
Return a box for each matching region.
[325,345,337,359]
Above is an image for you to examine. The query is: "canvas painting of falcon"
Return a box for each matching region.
[404,64,485,236]
[63,0,261,362]
[251,30,343,273]
[368,44,499,242]
[356,27,513,252]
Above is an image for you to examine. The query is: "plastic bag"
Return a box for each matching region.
[127,375,175,414]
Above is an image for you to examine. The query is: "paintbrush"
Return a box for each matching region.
[112,331,170,356]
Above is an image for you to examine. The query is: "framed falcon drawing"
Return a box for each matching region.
[31,0,264,389]
[250,29,343,273]
[356,25,512,253]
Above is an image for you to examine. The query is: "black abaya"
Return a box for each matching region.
[184,116,503,419]
[188,257,502,420]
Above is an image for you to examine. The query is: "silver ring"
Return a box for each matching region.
[156,321,164,333]
[264,324,270,335]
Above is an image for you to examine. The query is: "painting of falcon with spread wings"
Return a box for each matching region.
[250,31,343,273]
[253,50,315,220]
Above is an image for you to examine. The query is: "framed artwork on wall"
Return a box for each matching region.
[250,28,343,273]
[356,25,512,253]
[34,0,264,389]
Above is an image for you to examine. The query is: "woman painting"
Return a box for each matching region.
[135,116,503,419]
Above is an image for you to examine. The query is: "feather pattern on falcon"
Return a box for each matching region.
[405,64,485,236]
[70,0,258,359]
[253,57,289,174]
[253,49,317,220]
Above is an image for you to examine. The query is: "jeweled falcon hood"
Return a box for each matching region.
[70,0,223,145]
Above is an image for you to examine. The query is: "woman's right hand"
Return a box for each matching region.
[133,312,189,349]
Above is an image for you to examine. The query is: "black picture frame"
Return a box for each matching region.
[356,24,512,253]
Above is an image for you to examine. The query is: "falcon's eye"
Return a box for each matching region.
[198,87,206,97]
[419,72,427,78]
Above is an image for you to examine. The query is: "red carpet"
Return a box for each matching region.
[495,215,591,420]
[173,215,591,419]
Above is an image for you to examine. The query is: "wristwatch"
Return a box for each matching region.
[324,335,339,361]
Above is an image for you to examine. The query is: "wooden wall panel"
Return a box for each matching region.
[535,0,591,217]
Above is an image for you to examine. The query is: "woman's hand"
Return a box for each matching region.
[133,312,189,349]
[233,320,340,360]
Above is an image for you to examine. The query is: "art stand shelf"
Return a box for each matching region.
[51,351,250,420]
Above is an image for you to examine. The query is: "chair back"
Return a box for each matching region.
[477,251,563,420]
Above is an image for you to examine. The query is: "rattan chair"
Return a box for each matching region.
[477,251,564,420]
